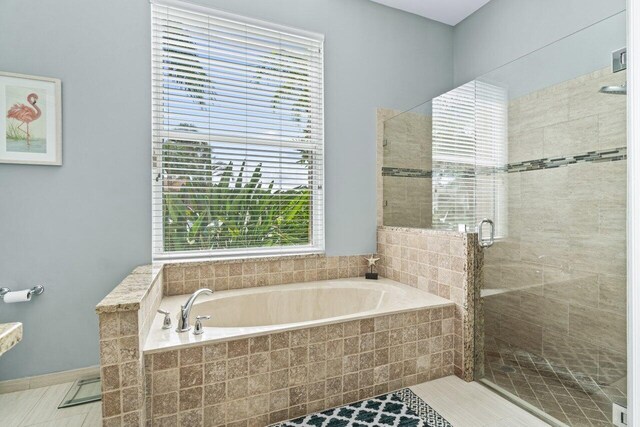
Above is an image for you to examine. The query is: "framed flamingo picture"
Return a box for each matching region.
[0,71,62,165]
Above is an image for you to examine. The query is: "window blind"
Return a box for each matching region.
[432,80,508,237]
[151,0,325,260]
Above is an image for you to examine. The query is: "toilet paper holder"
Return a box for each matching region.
[0,285,45,300]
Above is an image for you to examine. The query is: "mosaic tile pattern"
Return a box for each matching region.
[382,167,432,178]
[506,146,627,173]
[483,337,625,427]
[381,146,627,183]
[163,255,370,296]
[144,307,456,426]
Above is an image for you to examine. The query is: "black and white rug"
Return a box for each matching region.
[272,388,453,427]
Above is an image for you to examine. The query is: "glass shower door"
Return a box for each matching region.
[474,11,627,427]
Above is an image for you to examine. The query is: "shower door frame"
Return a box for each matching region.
[628,0,640,425]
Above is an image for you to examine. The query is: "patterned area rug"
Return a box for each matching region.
[272,388,453,427]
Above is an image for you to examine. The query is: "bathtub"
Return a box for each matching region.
[143,276,458,424]
[144,277,452,353]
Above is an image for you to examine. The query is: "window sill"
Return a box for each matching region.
[153,246,325,265]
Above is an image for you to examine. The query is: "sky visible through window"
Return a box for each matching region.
[160,20,318,189]
[153,9,323,254]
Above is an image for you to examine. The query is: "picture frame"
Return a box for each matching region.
[0,71,62,165]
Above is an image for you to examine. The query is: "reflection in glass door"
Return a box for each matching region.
[475,12,627,427]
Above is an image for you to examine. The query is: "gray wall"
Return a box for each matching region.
[477,11,626,100]
[0,0,453,380]
[453,0,627,86]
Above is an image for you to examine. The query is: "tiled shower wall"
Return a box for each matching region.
[381,111,433,228]
[377,226,481,381]
[483,67,627,394]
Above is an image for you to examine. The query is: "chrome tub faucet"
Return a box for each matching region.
[176,288,213,332]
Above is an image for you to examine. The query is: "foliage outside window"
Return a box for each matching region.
[151,1,324,259]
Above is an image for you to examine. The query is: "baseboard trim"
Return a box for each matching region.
[0,365,100,394]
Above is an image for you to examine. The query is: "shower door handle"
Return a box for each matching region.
[478,218,495,248]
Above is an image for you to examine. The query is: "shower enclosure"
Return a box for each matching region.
[382,10,627,427]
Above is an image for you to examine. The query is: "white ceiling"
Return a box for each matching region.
[370,0,492,26]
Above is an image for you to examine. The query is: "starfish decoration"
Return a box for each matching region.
[364,255,380,267]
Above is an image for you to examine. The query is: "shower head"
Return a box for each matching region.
[599,83,627,95]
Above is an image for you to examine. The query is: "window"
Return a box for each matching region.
[431,80,508,238]
[151,0,325,260]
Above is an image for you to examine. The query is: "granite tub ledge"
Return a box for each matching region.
[0,322,23,357]
[95,264,163,313]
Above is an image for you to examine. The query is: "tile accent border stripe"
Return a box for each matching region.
[382,167,432,178]
[382,146,627,179]
[507,146,627,173]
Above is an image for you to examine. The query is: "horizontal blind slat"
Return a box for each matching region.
[152,33,323,70]
[152,7,323,47]
[152,1,324,259]
[432,80,507,236]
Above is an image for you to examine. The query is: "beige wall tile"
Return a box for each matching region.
[163,255,370,296]
[144,304,452,424]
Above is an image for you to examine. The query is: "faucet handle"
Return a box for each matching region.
[157,309,172,330]
[194,315,210,335]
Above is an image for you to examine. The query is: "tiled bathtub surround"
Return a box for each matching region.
[97,265,164,426]
[376,226,481,381]
[163,255,369,296]
[144,306,455,426]
[95,254,383,425]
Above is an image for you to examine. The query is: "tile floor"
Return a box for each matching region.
[0,375,548,427]
[410,376,550,427]
[483,337,625,426]
[0,382,101,427]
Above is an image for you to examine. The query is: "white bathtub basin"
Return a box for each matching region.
[192,285,384,327]
[144,277,453,354]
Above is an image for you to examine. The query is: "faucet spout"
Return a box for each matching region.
[176,288,213,332]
